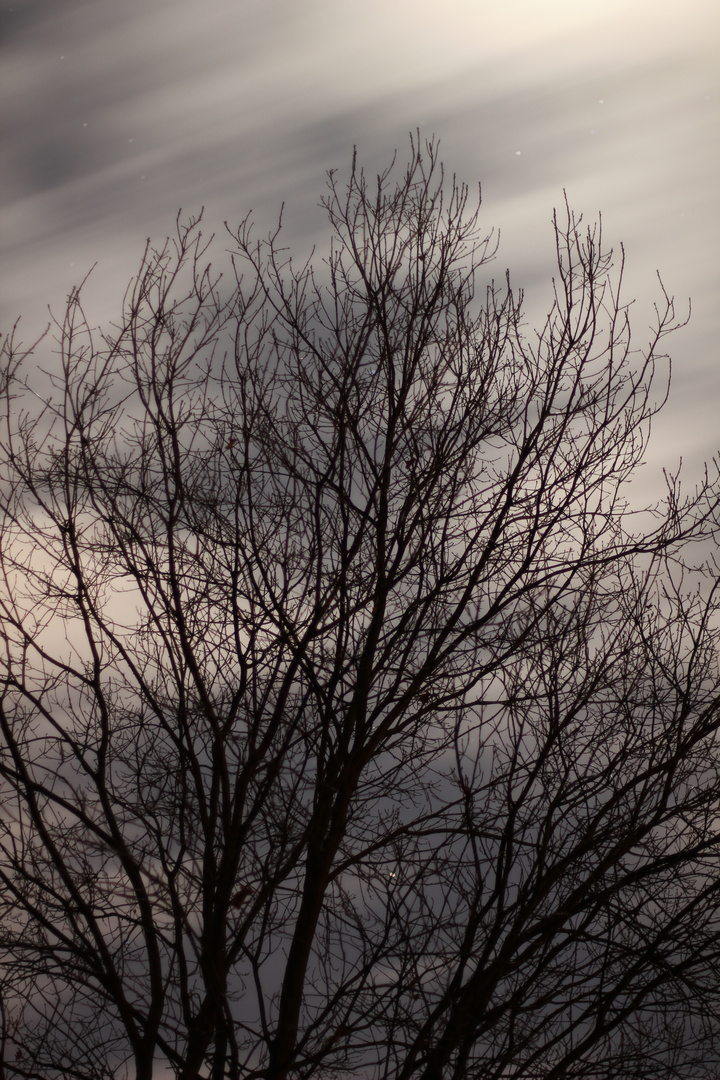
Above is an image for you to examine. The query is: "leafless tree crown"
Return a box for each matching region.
[1,138,719,1080]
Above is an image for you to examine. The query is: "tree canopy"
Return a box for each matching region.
[1,137,719,1080]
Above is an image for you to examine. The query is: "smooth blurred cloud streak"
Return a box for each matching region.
[1,0,717,483]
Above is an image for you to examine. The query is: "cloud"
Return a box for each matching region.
[1,0,717,476]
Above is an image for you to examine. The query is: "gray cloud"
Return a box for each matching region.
[1,0,717,480]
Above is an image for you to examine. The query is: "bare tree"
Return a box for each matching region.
[1,137,719,1080]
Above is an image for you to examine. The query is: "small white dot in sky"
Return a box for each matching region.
[82,122,87,127]
[590,129,595,135]
[515,150,521,156]
[60,55,65,60]
[599,99,604,104]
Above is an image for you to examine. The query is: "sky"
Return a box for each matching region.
[1,0,718,493]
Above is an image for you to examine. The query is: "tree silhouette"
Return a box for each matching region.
[1,137,719,1080]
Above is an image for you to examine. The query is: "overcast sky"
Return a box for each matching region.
[1,0,718,490]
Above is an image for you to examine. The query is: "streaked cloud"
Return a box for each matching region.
[1,0,717,478]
